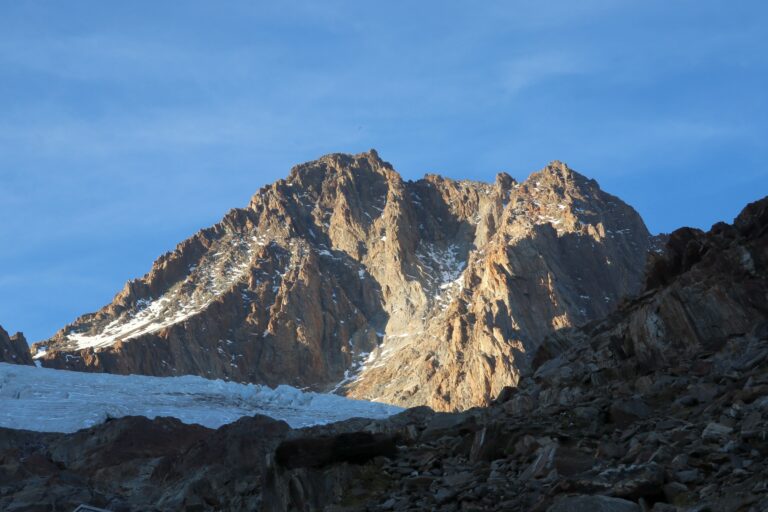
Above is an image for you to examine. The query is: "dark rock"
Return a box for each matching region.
[553,447,596,476]
[662,481,689,503]
[435,486,459,504]
[275,431,397,469]
[675,468,701,484]
[741,411,762,439]
[493,386,516,404]
[547,494,640,512]
[702,422,733,442]
[421,413,477,441]
[469,424,508,462]
[610,398,651,428]
[566,463,665,502]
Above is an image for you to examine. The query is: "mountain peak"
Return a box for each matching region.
[534,159,578,180]
[521,160,598,197]
[547,159,569,170]
[285,150,395,188]
[37,152,653,411]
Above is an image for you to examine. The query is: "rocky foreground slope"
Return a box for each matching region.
[2,196,765,511]
[34,151,653,410]
[0,326,32,366]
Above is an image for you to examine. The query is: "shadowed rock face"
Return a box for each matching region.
[0,415,291,511]
[532,195,768,386]
[34,151,652,410]
[0,326,32,366]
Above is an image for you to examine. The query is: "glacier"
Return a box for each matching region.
[0,363,402,433]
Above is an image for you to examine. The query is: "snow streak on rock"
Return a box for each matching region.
[59,234,264,351]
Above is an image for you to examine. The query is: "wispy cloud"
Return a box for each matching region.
[0,101,368,158]
[500,51,589,94]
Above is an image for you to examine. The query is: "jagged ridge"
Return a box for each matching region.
[34,150,652,410]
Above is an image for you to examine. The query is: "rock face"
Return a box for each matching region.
[2,196,767,511]
[259,199,768,510]
[0,415,290,511]
[34,150,652,410]
[0,326,32,366]
[531,194,768,387]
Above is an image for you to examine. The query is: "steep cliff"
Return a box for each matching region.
[0,326,33,366]
[34,151,652,410]
[259,199,768,511]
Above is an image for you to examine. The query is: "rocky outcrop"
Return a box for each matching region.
[0,414,290,511]
[530,194,768,387]
[260,195,768,510]
[34,151,652,410]
[0,326,32,366]
[346,162,651,410]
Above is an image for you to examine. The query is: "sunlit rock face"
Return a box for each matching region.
[0,326,33,366]
[34,150,652,410]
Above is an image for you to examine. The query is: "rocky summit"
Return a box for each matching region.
[1,196,766,511]
[33,151,653,410]
[0,326,32,366]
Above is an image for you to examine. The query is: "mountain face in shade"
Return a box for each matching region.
[0,326,33,366]
[33,150,654,410]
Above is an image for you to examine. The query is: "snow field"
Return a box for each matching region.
[0,363,402,433]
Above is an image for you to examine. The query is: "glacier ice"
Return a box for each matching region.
[0,363,402,433]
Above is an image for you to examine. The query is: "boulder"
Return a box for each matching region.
[275,431,397,469]
[547,495,640,512]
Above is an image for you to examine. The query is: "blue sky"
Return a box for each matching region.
[1,1,766,342]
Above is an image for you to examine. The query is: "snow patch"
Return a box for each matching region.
[416,243,466,309]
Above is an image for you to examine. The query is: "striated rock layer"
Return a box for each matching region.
[34,150,652,410]
[2,196,766,511]
[0,326,33,366]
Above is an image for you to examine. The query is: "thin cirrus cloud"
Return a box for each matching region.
[0,102,369,159]
[0,109,287,156]
[501,52,590,95]
[0,34,371,158]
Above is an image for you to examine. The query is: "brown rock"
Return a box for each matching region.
[0,327,33,366]
[36,153,652,411]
